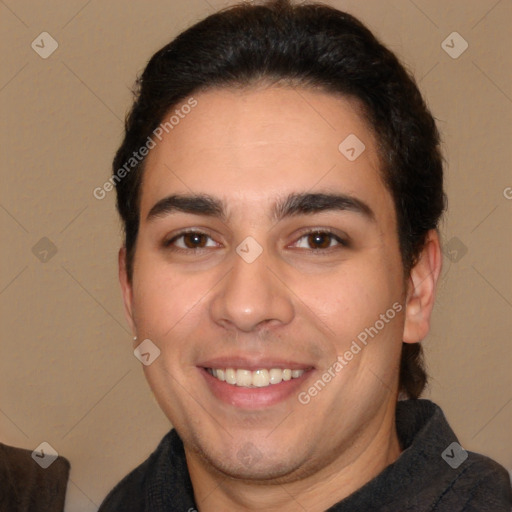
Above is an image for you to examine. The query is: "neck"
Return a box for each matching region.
[186,399,401,512]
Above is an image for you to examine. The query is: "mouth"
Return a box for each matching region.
[199,360,314,408]
[205,367,307,388]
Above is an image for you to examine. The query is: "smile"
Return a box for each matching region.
[206,368,306,388]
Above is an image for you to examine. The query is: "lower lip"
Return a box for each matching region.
[200,368,313,409]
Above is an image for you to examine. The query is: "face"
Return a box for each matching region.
[120,85,414,482]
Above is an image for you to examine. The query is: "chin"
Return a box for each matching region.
[191,435,312,484]
[209,455,301,483]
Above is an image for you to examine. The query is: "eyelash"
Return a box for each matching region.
[163,228,349,255]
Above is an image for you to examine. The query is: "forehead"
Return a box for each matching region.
[139,86,394,227]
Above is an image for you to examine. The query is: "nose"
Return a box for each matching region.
[209,243,295,334]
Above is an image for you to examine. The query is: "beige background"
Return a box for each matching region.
[1,0,511,510]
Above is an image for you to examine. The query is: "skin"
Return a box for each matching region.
[119,85,442,511]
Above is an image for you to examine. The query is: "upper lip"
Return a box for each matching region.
[199,356,314,371]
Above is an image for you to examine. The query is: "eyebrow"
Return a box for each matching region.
[146,191,376,224]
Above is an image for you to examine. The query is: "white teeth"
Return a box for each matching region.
[252,369,269,387]
[208,367,305,388]
[236,369,253,387]
[225,368,237,385]
[269,368,283,385]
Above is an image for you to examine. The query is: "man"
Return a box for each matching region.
[98,0,512,510]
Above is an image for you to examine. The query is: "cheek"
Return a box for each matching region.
[132,261,197,339]
[301,258,401,343]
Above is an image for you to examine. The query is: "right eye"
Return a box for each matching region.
[163,230,220,253]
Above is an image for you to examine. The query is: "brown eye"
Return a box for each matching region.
[307,232,333,249]
[164,230,218,251]
[181,232,208,249]
[294,230,348,251]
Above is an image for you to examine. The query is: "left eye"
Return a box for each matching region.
[293,231,347,250]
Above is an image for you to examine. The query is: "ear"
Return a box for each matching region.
[403,229,443,344]
[119,247,136,336]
